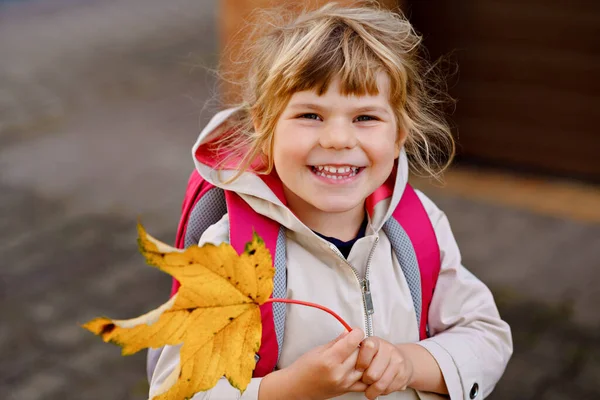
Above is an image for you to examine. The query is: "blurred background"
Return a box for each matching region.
[0,0,598,399]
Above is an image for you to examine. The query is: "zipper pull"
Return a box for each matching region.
[362,279,375,315]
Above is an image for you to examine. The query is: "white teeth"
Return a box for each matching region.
[314,171,359,179]
[312,165,361,179]
[314,165,359,172]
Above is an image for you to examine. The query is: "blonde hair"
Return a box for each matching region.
[215,1,455,182]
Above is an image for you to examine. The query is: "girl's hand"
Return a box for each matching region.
[355,337,415,400]
[263,328,367,400]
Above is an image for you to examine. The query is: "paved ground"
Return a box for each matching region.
[427,195,600,400]
[1,1,599,399]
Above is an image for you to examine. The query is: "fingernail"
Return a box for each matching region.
[364,340,375,348]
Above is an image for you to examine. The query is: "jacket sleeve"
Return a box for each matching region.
[414,191,513,400]
[148,214,265,400]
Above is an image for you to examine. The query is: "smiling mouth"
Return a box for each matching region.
[309,165,364,180]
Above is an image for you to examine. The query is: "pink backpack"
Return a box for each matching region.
[161,169,441,378]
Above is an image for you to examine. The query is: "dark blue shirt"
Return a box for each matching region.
[314,217,368,258]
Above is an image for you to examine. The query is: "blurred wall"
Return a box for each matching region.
[409,0,600,181]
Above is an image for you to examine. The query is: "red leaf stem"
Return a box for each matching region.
[263,298,352,332]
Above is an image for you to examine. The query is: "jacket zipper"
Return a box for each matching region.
[327,236,379,337]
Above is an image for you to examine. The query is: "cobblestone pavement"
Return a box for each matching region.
[1,1,599,399]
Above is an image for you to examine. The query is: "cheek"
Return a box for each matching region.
[377,148,397,177]
[273,125,312,163]
[366,131,399,164]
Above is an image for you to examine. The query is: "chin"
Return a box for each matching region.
[311,198,364,214]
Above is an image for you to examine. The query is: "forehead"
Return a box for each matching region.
[288,72,392,107]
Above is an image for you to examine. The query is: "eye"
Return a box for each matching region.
[355,115,377,122]
[298,113,322,121]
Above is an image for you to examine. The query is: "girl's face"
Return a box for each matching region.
[271,73,403,223]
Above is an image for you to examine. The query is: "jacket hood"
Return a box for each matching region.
[191,107,409,236]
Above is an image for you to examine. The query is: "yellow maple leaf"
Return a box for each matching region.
[83,223,274,400]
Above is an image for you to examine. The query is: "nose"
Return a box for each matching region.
[318,118,357,149]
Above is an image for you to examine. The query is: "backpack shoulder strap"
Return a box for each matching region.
[170,170,222,296]
[385,184,440,340]
[176,170,209,249]
[225,190,284,377]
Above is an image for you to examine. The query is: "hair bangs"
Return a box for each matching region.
[280,23,385,98]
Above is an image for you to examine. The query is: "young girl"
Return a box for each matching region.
[150,3,512,399]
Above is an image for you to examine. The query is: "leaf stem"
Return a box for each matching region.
[263,298,352,332]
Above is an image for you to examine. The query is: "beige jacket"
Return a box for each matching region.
[149,109,513,400]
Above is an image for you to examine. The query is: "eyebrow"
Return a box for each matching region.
[353,106,390,115]
[287,103,324,111]
[287,103,390,115]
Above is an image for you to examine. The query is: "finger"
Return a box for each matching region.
[339,350,366,390]
[329,328,365,363]
[341,348,360,369]
[365,365,398,400]
[362,351,390,385]
[385,368,408,394]
[342,356,364,384]
[347,380,369,392]
[323,329,350,350]
[356,338,379,372]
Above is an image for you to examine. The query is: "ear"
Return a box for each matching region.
[253,118,260,138]
[395,128,407,159]
[252,118,268,156]
[261,139,271,157]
